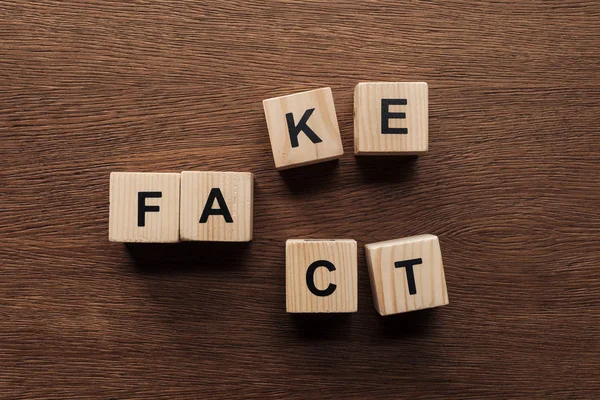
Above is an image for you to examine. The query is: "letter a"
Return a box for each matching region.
[199,188,233,223]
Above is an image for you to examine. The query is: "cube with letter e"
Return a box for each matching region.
[354,82,428,155]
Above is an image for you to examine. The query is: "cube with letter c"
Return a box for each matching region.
[286,239,357,313]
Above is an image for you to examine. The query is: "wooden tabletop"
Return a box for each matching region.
[2,1,599,398]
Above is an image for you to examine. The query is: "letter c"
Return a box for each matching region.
[306,260,337,297]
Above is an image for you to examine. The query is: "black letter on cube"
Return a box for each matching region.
[137,191,162,227]
[306,260,337,297]
[200,188,233,223]
[286,108,323,148]
[394,258,423,295]
[381,99,408,134]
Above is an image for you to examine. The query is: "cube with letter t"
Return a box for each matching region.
[286,239,357,313]
[179,171,253,242]
[109,172,180,243]
[365,234,449,315]
[263,87,344,170]
[354,82,428,155]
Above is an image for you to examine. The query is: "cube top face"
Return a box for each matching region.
[286,239,358,313]
[366,234,448,316]
[354,82,428,155]
[263,87,344,170]
[109,172,180,243]
[180,171,253,242]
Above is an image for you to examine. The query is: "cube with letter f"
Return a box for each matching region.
[109,172,180,243]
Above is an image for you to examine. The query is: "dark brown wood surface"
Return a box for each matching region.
[1,1,599,398]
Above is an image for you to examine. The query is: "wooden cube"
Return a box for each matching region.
[286,239,357,313]
[109,172,180,243]
[180,171,253,242]
[354,82,428,155]
[263,87,344,170]
[365,234,448,315]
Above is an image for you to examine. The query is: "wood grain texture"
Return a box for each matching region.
[354,82,428,154]
[286,239,358,313]
[180,171,253,242]
[1,0,599,398]
[109,172,180,243]
[366,235,448,315]
[263,87,344,169]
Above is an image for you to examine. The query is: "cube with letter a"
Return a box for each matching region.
[263,87,344,170]
[354,82,428,155]
[365,234,449,316]
[179,171,253,242]
[109,172,180,243]
[286,239,357,313]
